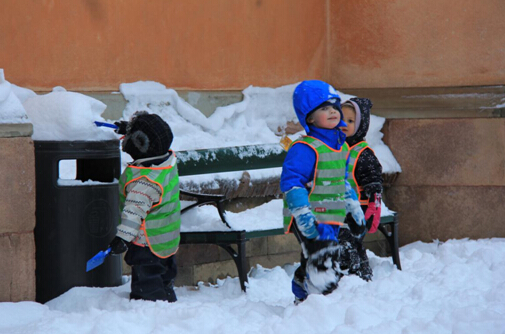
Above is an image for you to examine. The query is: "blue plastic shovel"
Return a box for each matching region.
[94,121,118,129]
[86,247,111,272]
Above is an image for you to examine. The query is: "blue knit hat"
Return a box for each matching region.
[293,80,342,133]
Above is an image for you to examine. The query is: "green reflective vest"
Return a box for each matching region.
[283,136,349,233]
[346,141,372,205]
[119,154,181,258]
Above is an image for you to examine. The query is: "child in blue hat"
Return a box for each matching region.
[281,80,366,303]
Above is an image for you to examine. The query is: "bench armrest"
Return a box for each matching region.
[180,189,231,229]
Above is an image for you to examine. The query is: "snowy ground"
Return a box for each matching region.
[1,238,504,334]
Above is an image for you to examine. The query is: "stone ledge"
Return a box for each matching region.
[0,232,36,302]
[248,252,301,270]
[0,123,33,138]
[267,233,299,254]
[364,238,389,258]
[177,243,221,266]
[345,86,505,119]
[387,118,505,187]
[386,185,505,246]
[0,137,35,234]
[174,265,194,287]
[246,237,268,257]
[193,259,238,285]
[85,90,242,120]
[84,86,505,122]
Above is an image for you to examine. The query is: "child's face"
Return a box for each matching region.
[306,105,341,130]
[341,106,356,136]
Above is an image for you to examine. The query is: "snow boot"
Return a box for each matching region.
[292,265,308,304]
[304,240,345,295]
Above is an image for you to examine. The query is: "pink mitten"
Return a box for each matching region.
[365,193,382,233]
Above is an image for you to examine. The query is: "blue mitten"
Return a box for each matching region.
[345,181,366,236]
[285,187,319,239]
[316,224,339,241]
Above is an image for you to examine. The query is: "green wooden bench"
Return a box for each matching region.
[177,144,401,292]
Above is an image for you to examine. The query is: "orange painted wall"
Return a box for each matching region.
[1,0,504,91]
[329,0,505,88]
[0,0,328,91]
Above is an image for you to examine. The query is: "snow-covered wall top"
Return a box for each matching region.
[0,69,30,124]
[119,81,401,174]
[4,76,401,173]
[23,86,117,141]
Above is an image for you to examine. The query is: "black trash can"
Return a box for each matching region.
[34,140,123,303]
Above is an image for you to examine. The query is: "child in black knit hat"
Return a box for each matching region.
[108,111,181,302]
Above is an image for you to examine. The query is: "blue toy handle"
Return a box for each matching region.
[94,121,118,129]
[86,247,112,272]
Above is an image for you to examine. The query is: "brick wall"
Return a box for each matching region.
[0,125,36,301]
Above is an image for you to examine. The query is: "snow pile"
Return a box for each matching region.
[23,87,117,141]
[0,69,30,124]
[119,81,351,149]
[1,238,504,334]
[118,81,401,175]
[6,78,400,173]
[119,81,303,150]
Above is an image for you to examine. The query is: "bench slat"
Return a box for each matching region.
[176,144,286,176]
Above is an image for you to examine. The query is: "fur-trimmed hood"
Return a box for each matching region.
[343,97,373,146]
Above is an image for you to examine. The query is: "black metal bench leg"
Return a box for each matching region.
[378,222,402,270]
[217,240,249,292]
[390,222,402,270]
[236,240,248,292]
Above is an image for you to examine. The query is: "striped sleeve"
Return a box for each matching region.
[116,177,163,242]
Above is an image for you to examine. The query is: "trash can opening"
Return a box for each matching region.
[58,157,119,184]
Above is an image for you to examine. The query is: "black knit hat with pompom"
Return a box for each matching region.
[122,111,173,160]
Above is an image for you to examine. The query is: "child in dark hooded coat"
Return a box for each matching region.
[340,97,383,281]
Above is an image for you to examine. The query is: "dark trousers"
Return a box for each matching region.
[124,244,177,302]
[292,220,371,287]
[291,222,309,285]
[291,221,343,295]
[338,223,373,281]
